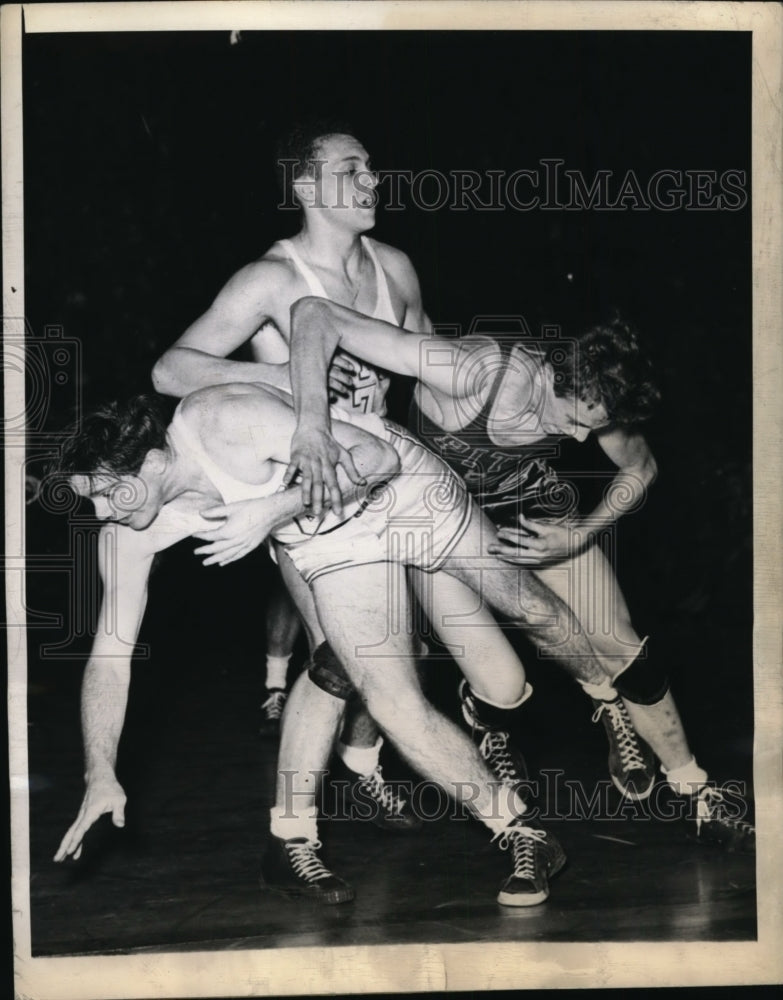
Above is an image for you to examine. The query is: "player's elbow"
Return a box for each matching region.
[151,352,180,396]
[641,453,658,488]
[291,295,334,334]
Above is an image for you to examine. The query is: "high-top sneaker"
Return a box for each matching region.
[334,759,422,832]
[591,696,656,800]
[460,681,529,794]
[259,835,354,904]
[494,820,567,906]
[259,687,287,737]
[691,785,755,853]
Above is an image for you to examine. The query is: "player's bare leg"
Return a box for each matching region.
[531,542,752,848]
[260,581,302,735]
[410,568,530,798]
[309,562,566,905]
[276,548,419,831]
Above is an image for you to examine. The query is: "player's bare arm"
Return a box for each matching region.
[152,257,297,397]
[289,297,492,411]
[183,384,401,549]
[285,296,496,491]
[53,518,190,862]
[491,426,658,567]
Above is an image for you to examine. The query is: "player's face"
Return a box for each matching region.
[310,133,377,230]
[541,391,610,442]
[70,469,164,530]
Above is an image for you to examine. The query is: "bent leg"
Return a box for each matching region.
[535,543,692,772]
[440,507,604,684]
[411,567,527,705]
[311,562,521,825]
[274,669,345,828]
[278,547,381,751]
[277,546,327,652]
[265,578,302,659]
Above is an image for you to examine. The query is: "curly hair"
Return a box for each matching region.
[275,116,357,202]
[49,394,169,486]
[546,314,660,426]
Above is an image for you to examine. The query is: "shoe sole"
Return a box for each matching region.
[612,773,656,802]
[259,876,355,905]
[496,853,567,908]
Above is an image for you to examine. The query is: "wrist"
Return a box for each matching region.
[85,762,116,783]
[297,410,327,430]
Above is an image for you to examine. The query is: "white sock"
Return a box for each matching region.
[336,736,383,777]
[265,654,291,691]
[269,804,318,843]
[661,756,709,797]
[578,677,618,701]
[483,790,528,836]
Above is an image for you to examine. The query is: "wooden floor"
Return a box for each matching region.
[25,585,756,956]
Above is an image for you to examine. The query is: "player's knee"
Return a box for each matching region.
[307,642,359,702]
[612,650,670,705]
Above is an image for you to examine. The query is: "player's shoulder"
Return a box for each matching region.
[181,383,279,430]
[220,244,299,295]
[368,238,415,272]
[367,239,423,307]
[457,334,504,362]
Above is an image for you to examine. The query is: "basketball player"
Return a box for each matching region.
[151,120,441,818]
[51,381,620,905]
[278,297,755,854]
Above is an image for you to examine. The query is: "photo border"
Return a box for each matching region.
[3,2,781,996]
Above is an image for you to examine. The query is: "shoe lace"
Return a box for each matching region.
[357,766,406,816]
[478,730,518,786]
[495,825,547,881]
[696,786,755,836]
[285,839,332,883]
[261,690,286,720]
[592,699,647,772]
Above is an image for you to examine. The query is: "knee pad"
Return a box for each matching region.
[308,642,358,701]
[459,679,532,731]
[612,649,669,705]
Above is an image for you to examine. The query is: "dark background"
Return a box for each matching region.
[21,30,754,954]
[23,29,752,625]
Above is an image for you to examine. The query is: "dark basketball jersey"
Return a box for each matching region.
[408,344,577,526]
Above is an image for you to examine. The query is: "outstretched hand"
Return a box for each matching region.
[488,515,584,566]
[193,499,279,566]
[283,424,365,517]
[54,774,126,862]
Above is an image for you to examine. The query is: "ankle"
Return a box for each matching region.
[269,805,318,843]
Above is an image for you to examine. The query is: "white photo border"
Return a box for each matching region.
[4,2,781,996]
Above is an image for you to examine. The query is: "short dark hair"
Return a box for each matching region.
[50,394,169,486]
[546,314,660,425]
[275,116,357,202]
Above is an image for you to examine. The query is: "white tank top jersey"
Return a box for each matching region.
[166,401,384,544]
[279,236,396,416]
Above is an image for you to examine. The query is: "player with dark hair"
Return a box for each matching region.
[50,381,623,906]
[273,115,359,204]
[278,297,755,853]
